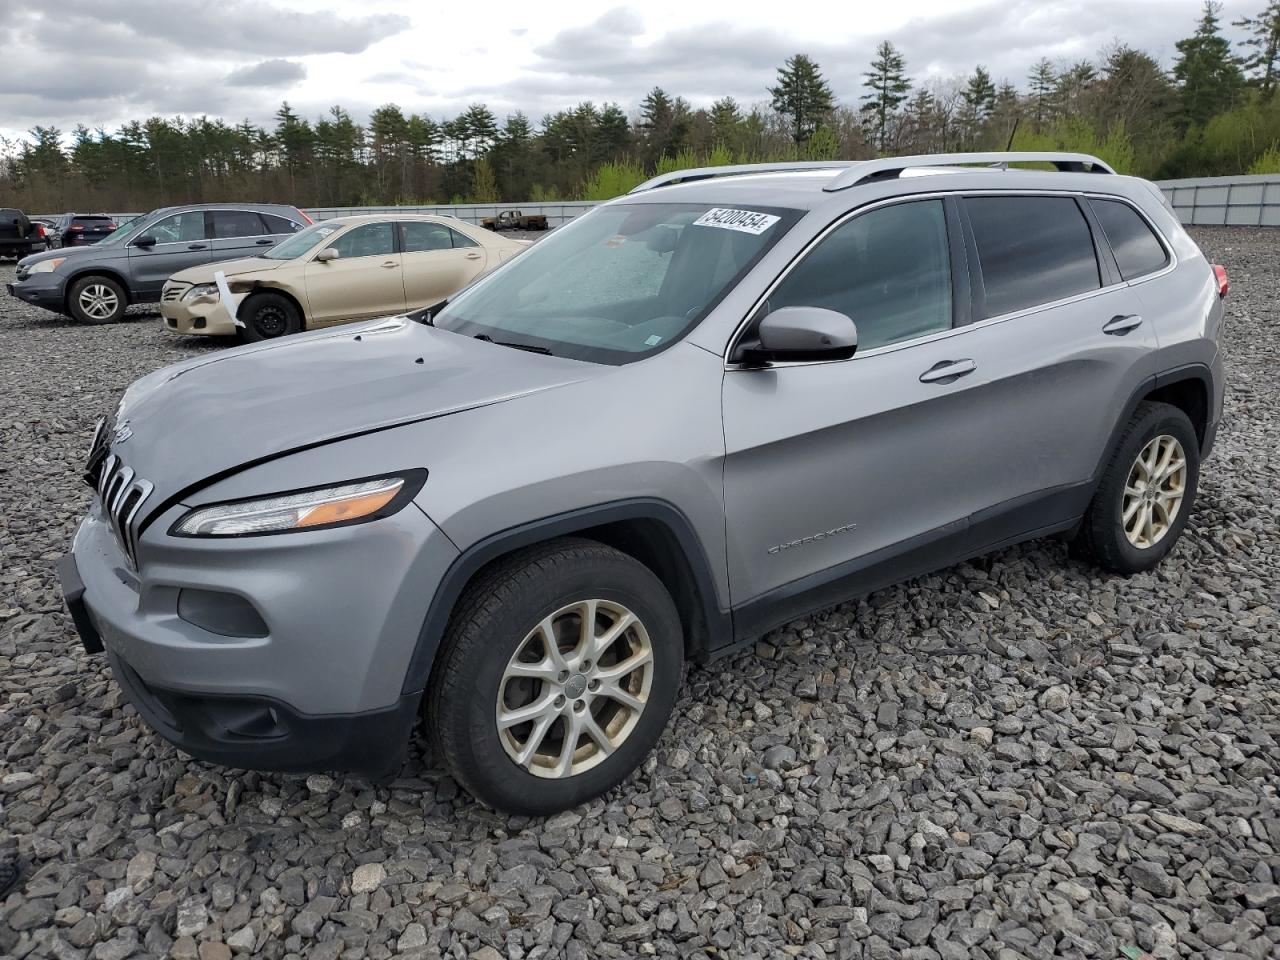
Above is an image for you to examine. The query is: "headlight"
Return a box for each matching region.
[173,472,425,537]
[182,283,219,301]
[27,258,66,274]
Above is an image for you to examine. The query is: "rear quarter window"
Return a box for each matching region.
[1089,198,1169,280]
[964,195,1100,317]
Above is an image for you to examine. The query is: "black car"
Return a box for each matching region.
[0,209,48,260]
[50,213,118,248]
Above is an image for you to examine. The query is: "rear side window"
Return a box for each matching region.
[1090,198,1169,280]
[210,210,266,238]
[450,227,479,248]
[261,213,303,234]
[767,199,953,351]
[400,221,454,252]
[965,196,1100,317]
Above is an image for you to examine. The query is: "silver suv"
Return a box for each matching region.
[60,153,1226,814]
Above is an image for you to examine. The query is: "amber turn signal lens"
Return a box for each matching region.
[296,487,400,528]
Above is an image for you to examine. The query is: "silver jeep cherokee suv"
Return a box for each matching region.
[60,153,1227,815]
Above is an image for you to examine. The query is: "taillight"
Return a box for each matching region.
[35,224,45,237]
[70,225,84,231]
[1211,264,1228,298]
[299,210,314,225]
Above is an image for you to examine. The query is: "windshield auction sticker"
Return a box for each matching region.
[693,208,780,235]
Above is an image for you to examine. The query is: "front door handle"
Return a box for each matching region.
[464,252,483,260]
[381,261,398,269]
[255,238,274,245]
[919,358,977,384]
[187,243,207,250]
[1102,314,1143,336]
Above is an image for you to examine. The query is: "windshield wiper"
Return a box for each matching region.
[474,333,553,355]
[406,298,447,326]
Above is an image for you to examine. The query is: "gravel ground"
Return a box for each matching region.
[1,227,1278,960]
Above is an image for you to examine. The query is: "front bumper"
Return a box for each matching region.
[7,271,65,311]
[61,496,459,776]
[160,285,239,336]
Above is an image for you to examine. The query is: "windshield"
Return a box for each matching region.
[433,201,799,364]
[261,221,343,260]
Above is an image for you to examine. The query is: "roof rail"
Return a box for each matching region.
[630,161,857,194]
[823,151,1114,192]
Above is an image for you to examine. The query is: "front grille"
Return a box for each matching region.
[86,419,154,568]
[15,264,29,281]
[162,283,188,303]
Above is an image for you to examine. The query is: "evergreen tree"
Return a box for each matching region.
[710,97,743,146]
[963,66,997,121]
[769,54,835,144]
[859,42,911,152]
[1173,1,1245,126]
[1234,2,1280,99]
[1028,58,1058,127]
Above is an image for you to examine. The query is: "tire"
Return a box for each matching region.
[427,538,683,815]
[1072,401,1200,575]
[238,291,302,342]
[67,275,127,324]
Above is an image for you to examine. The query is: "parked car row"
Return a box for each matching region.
[7,202,530,337]
[51,153,1228,815]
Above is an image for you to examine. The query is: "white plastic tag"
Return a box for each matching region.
[693,208,780,235]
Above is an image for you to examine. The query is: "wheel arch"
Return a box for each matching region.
[242,283,307,321]
[1093,363,1214,485]
[401,499,730,697]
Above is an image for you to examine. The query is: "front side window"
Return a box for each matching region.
[434,202,799,364]
[210,210,266,238]
[145,211,206,244]
[400,221,454,253]
[766,199,953,352]
[965,196,1100,317]
[261,221,342,260]
[327,222,396,259]
[1089,198,1169,281]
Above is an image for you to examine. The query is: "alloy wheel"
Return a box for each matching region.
[1122,434,1187,549]
[496,599,654,779]
[79,284,119,320]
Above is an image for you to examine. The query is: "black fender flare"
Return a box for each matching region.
[400,498,730,696]
[1090,362,1216,487]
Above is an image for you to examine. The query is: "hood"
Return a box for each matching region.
[172,257,288,283]
[19,243,106,269]
[108,316,601,516]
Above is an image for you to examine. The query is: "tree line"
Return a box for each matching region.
[3,1,1278,213]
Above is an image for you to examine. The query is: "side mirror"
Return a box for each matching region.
[736,306,858,365]
[315,247,339,262]
[132,234,157,248]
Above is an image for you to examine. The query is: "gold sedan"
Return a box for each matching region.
[159,214,530,341]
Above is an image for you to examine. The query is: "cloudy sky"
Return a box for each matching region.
[0,0,1261,144]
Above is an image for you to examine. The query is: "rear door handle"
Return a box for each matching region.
[255,238,274,245]
[187,244,207,250]
[919,359,977,384]
[1102,314,1143,335]
[381,260,398,269]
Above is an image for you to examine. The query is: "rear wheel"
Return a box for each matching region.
[67,275,127,324]
[427,538,683,815]
[238,291,302,342]
[1072,401,1200,574]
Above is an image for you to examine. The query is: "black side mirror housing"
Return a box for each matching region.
[735,306,859,365]
[132,234,157,248]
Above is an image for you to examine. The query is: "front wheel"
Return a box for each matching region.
[67,275,127,324]
[1072,401,1200,574]
[237,291,302,342]
[427,538,683,815]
